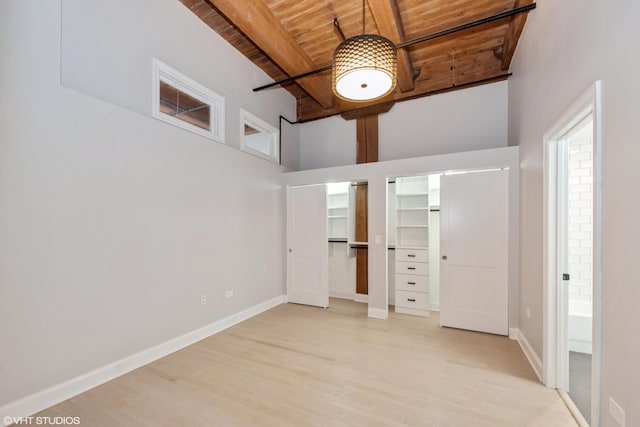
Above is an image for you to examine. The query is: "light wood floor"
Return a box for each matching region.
[37,299,577,426]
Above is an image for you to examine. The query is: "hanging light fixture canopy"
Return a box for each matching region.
[333,34,397,102]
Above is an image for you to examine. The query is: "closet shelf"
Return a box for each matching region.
[396,207,429,211]
[349,241,368,248]
[395,245,429,250]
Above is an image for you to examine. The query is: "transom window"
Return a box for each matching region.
[240,109,279,164]
[152,58,224,143]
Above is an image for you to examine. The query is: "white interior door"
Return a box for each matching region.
[286,184,329,308]
[440,169,509,335]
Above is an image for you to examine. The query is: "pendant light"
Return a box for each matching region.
[332,0,398,102]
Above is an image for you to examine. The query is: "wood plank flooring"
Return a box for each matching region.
[36,299,577,426]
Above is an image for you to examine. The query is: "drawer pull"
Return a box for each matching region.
[407,267,416,270]
[407,281,416,285]
[407,298,416,302]
[407,254,416,258]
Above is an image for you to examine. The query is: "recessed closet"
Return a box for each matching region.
[285,146,518,336]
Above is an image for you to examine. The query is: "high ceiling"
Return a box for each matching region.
[179,0,535,122]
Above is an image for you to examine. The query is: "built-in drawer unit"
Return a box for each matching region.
[395,248,429,263]
[395,290,430,317]
[395,274,429,292]
[394,175,430,317]
[395,261,429,276]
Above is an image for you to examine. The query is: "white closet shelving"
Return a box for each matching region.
[327,183,349,240]
[395,176,430,317]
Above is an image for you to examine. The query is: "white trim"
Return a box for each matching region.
[368,308,389,319]
[556,138,570,391]
[509,327,519,340]
[329,291,356,300]
[151,58,225,143]
[514,329,543,382]
[354,293,369,303]
[559,391,590,427]
[591,80,603,427]
[542,131,558,387]
[0,295,285,425]
[430,303,440,311]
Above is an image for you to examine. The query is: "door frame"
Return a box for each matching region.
[542,81,602,425]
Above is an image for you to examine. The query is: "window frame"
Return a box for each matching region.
[152,58,225,143]
[239,108,279,164]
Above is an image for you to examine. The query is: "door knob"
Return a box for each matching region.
[442,255,447,260]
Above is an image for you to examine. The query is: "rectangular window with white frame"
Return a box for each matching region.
[240,108,279,164]
[152,58,224,143]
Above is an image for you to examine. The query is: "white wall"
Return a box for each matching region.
[0,0,293,411]
[58,0,298,169]
[299,116,356,170]
[328,243,356,299]
[298,81,508,169]
[379,82,508,161]
[508,0,640,425]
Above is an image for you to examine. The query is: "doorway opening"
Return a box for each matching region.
[326,181,370,306]
[543,82,602,426]
[566,118,594,423]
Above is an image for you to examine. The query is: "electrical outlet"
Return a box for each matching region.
[609,397,625,426]
[201,294,207,305]
[225,290,234,298]
[525,307,531,319]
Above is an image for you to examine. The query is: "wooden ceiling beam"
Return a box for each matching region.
[368,0,415,92]
[341,102,394,120]
[208,0,335,108]
[300,72,510,122]
[499,0,534,70]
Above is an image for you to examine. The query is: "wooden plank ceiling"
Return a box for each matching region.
[180,0,534,122]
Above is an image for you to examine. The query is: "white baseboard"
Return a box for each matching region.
[368,308,388,319]
[329,291,355,300]
[0,295,285,426]
[509,328,519,340]
[354,293,368,303]
[430,303,440,312]
[514,328,543,382]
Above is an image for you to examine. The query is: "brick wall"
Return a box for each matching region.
[567,136,593,303]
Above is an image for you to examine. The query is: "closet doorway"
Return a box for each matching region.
[327,181,370,305]
[388,170,509,335]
